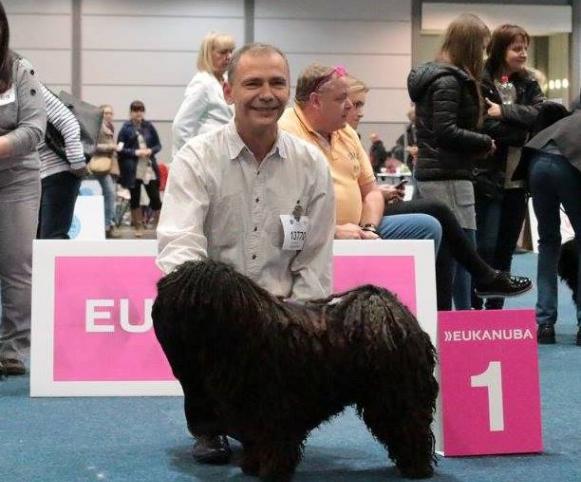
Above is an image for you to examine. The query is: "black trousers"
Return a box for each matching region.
[385,198,495,311]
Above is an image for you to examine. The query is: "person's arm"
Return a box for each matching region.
[171,76,208,155]
[0,59,46,159]
[359,181,383,239]
[432,76,492,153]
[41,85,85,173]
[500,80,545,128]
[289,151,336,301]
[156,141,210,274]
[147,122,162,155]
[356,133,383,239]
[117,125,137,160]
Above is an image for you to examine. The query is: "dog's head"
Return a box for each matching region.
[153,259,275,336]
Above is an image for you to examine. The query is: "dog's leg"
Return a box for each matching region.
[360,399,434,479]
[254,437,303,482]
[240,440,261,476]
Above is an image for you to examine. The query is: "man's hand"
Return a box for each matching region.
[335,223,364,239]
[485,98,502,118]
[379,184,405,204]
[360,229,380,240]
[335,223,381,240]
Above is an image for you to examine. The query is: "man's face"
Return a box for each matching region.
[346,90,366,130]
[224,52,290,131]
[316,77,353,133]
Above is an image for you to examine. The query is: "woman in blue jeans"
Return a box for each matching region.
[524,105,581,345]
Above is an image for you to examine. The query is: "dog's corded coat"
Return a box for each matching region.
[153,260,438,481]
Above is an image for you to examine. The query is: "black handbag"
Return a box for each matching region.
[45,90,103,162]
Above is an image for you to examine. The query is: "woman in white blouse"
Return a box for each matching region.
[172,32,235,155]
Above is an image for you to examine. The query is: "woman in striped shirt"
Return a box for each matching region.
[37,84,87,239]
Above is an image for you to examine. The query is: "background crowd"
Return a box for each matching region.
[1,2,580,390]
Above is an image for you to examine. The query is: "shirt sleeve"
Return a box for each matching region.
[156,141,210,274]
[171,75,208,156]
[3,59,46,157]
[42,85,85,168]
[289,148,336,300]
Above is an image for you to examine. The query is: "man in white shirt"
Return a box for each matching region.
[157,44,335,463]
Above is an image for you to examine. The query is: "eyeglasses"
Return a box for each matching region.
[310,65,347,94]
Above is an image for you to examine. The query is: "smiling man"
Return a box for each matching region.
[279,63,442,246]
[156,44,335,464]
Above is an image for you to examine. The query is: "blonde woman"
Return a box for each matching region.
[172,32,235,155]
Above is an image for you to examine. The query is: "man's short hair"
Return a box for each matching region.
[227,43,289,84]
[130,100,145,112]
[295,63,347,106]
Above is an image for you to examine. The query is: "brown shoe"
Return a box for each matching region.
[1,358,26,376]
[192,435,231,464]
[106,226,121,239]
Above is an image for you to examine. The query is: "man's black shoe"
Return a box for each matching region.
[192,435,231,464]
[474,271,532,299]
[0,358,26,376]
[537,325,556,344]
[576,326,581,347]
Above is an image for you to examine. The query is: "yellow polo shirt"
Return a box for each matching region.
[279,106,375,225]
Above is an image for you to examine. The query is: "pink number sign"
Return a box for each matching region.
[438,310,542,456]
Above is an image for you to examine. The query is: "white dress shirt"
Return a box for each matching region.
[171,71,233,156]
[157,120,336,300]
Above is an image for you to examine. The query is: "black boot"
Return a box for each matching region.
[537,325,556,344]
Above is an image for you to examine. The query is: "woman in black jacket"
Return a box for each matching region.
[408,13,531,310]
[473,24,545,310]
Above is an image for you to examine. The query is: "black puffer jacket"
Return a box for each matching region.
[477,67,544,182]
[408,62,492,181]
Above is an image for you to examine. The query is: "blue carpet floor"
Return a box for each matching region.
[1,252,580,481]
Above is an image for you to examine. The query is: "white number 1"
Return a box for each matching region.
[470,361,505,432]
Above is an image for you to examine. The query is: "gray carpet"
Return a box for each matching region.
[1,252,580,481]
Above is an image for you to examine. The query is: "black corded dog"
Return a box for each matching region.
[152,260,438,481]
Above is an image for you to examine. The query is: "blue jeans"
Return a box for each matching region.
[452,229,476,310]
[529,151,581,327]
[377,213,442,253]
[95,174,116,228]
[38,171,81,239]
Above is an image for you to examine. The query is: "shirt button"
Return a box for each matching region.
[255,198,259,203]
[252,254,257,260]
[257,171,260,176]
[253,226,257,232]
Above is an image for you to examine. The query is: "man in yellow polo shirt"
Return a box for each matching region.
[279,63,442,247]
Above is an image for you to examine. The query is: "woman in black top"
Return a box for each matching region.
[474,24,544,310]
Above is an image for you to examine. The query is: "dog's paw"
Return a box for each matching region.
[398,464,434,479]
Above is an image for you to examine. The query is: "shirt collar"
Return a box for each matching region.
[225,119,288,161]
[293,105,335,148]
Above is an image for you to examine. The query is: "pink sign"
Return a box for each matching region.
[333,256,416,315]
[438,310,542,456]
[53,256,172,381]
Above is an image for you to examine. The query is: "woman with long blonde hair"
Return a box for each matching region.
[408,13,531,310]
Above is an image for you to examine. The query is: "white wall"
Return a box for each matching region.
[7,0,413,159]
[255,0,412,150]
[6,0,73,93]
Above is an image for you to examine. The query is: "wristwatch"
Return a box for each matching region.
[361,223,378,234]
